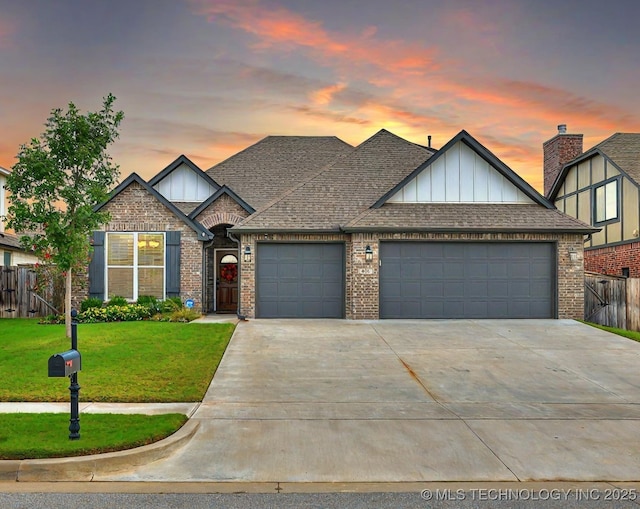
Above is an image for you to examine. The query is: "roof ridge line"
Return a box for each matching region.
[235,148,355,227]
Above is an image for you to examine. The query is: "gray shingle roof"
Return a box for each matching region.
[345,203,597,233]
[206,136,353,210]
[594,133,640,183]
[0,232,28,250]
[233,130,434,232]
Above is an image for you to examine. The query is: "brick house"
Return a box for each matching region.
[86,129,595,319]
[544,126,640,277]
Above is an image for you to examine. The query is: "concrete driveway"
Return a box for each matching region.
[103,319,640,482]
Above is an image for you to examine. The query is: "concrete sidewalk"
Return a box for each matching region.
[0,402,199,416]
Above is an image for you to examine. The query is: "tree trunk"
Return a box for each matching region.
[65,269,72,338]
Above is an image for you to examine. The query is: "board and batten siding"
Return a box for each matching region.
[153,162,217,201]
[554,154,640,248]
[388,141,534,204]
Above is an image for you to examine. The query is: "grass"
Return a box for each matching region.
[581,320,640,342]
[0,319,234,459]
[0,413,187,459]
[0,319,235,402]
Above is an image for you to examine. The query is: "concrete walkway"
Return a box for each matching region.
[95,319,640,483]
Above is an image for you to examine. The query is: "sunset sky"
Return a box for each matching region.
[1,0,639,191]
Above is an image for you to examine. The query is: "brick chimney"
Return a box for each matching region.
[543,124,583,197]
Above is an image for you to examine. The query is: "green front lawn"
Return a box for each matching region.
[0,413,187,460]
[0,319,235,402]
[0,319,233,459]
[581,321,640,342]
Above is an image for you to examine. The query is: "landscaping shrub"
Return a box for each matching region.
[169,308,201,322]
[39,298,197,324]
[160,296,183,313]
[40,314,64,325]
[106,296,128,307]
[80,297,103,312]
[137,295,160,313]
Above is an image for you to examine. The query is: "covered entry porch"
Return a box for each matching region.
[204,224,239,314]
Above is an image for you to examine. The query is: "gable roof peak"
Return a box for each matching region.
[148,154,220,188]
[373,129,552,209]
[95,172,213,240]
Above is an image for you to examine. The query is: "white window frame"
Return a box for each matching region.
[105,232,166,301]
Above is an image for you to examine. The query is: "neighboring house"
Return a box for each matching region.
[84,129,595,319]
[545,126,640,277]
[0,166,38,266]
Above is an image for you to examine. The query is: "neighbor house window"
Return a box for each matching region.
[106,232,165,300]
[594,180,618,223]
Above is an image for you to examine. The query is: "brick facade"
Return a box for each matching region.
[543,132,583,196]
[239,231,586,320]
[76,181,205,309]
[585,242,640,277]
[195,194,250,230]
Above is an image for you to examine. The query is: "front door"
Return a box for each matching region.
[216,250,238,313]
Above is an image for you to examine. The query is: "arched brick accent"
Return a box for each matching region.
[199,212,246,229]
[193,194,250,230]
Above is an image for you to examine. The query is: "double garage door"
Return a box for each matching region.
[256,242,555,319]
[380,242,555,319]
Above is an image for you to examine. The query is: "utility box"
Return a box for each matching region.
[48,350,81,377]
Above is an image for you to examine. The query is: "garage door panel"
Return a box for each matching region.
[380,242,554,319]
[257,243,345,318]
[468,262,489,278]
[443,281,464,298]
[422,282,444,296]
[443,243,464,258]
[322,281,343,298]
[509,262,531,278]
[467,281,488,297]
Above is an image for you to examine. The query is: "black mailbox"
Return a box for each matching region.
[48,350,81,377]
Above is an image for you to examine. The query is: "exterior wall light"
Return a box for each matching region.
[568,249,578,262]
[365,245,373,262]
[243,245,252,263]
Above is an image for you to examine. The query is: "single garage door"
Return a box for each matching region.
[380,242,555,319]
[257,243,345,318]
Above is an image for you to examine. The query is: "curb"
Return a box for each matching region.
[0,419,200,482]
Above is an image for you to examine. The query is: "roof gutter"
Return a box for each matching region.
[340,226,601,234]
[229,227,344,235]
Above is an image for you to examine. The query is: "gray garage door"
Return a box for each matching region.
[380,242,555,319]
[257,243,345,318]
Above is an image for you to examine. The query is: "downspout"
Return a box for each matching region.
[227,230,245,319]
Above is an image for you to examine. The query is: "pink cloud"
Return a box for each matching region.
[309,82,347,106]
[189,0,440,75]
[188,0,640,190]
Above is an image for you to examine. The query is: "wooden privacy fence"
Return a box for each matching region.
[0,265,62,318]
[584,271,640,331]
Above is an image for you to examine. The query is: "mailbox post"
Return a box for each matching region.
[69,309,80,439]
[47,309,81,440]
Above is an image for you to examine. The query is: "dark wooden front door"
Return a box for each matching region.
[216,250,238,313]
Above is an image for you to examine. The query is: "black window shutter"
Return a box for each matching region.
[88,231,105,299]
[166,231,181,298]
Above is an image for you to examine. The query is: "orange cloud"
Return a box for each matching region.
[187,0,640,191]
[309,82,347,106]
[189,0,440,75]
